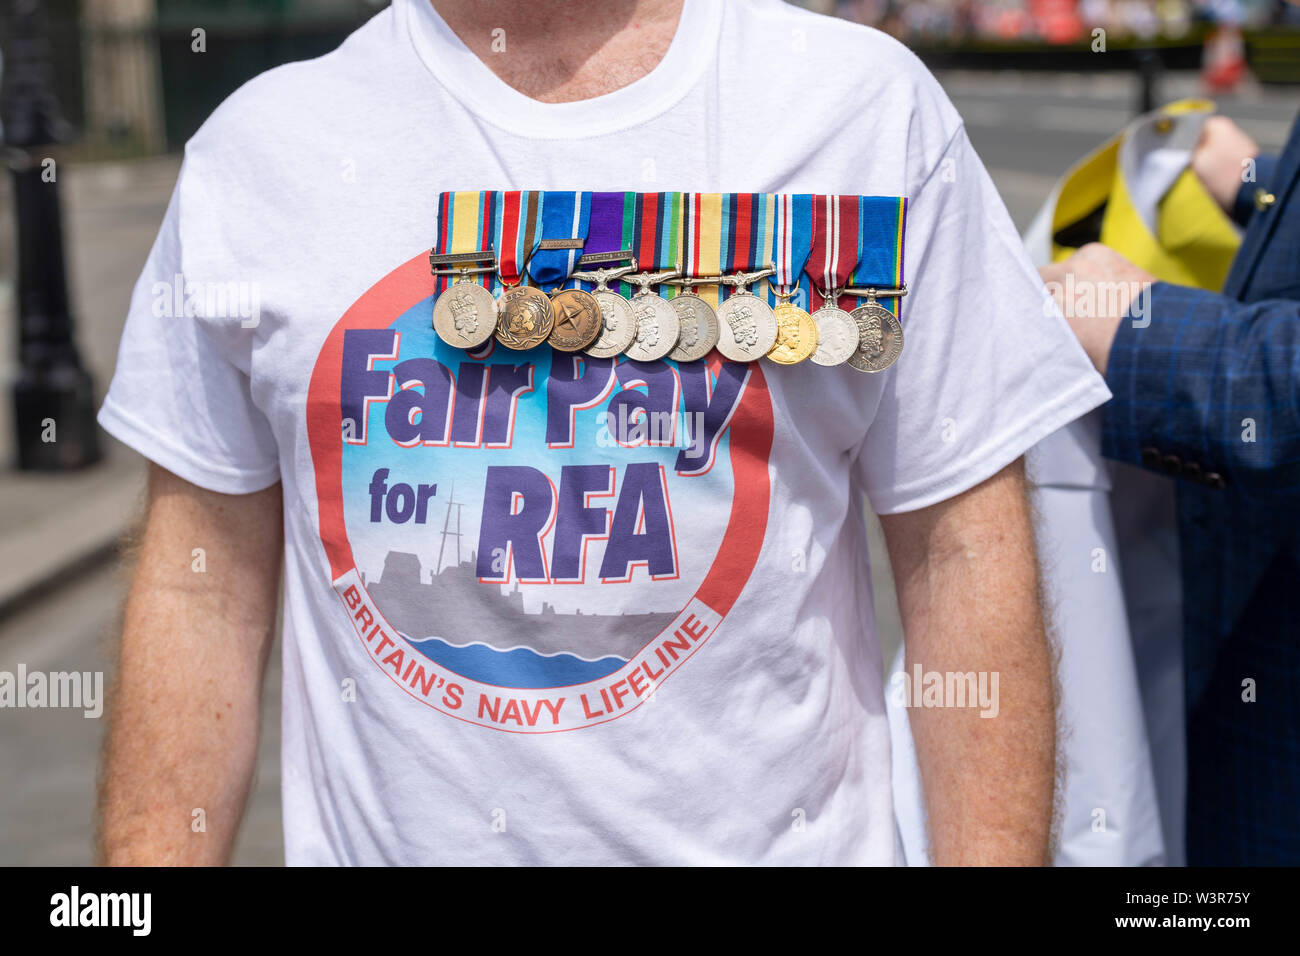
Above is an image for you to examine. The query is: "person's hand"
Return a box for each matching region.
[1039,243,1156,377]
[1191,115,1260,214]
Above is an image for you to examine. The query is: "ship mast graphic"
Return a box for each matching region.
[435,480,463,578]
[365,482,676,662]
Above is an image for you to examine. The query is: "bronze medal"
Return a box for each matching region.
[547,288,603,352]
[495,284,554,350]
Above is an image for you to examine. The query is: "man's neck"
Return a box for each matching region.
[428,0,684,102]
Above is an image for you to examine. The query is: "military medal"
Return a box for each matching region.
[808,302,859,366]
[763,193,819,365]
[524,191,601,352]
[493,190,553,350]
[701,192,777,362]
[803,194,874,368]
[621,192,685,362]
[845,286,906,373]
[663,191,732,362]
[717,192,795,364]
[547,289,602,351]
[575,192,640,358]
[430,191,499,350]
[665,284,720,362]
[574,260,639,358]
[624,267,682,362]
[768,300,819,365]
[843,196,908,373]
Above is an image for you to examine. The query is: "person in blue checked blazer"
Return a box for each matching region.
[1042,112,1300,865]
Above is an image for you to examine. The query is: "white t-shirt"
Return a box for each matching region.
[98,0,1110,865]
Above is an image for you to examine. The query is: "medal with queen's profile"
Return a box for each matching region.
[432,279,497,350]
[716,291,777,362]
[667,291,719,362]
[848,301,904,373]
[585,290,638,358]
[808,304,858,367]
[766,300,819,365]
[625,292,679,362]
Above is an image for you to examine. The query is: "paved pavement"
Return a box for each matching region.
[0,157,180,610]
[0,70,1295,865]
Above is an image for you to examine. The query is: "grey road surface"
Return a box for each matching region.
[0,69,1295,865]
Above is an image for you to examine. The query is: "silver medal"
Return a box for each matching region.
[715,266,778,362]
[572,262,641,358]
[809,305,859,366]
[847,301,904,373]
[626,293,680,362]
[844,285,908,373]
[716,292,777,362]
[667,292,720,362]
[432,280,498,350]
[585,290,638,358]
[621,267,682,363]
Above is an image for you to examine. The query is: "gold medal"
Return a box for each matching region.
[495,284,554,350]
[766,300,819,365]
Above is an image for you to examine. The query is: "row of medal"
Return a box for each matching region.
[431,255,906,373]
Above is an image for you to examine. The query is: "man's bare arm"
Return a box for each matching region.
[98,464,283,865]
[879,458,1056,865]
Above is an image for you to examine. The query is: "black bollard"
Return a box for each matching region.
[3,0,102,470]
[1135,47,1164,116]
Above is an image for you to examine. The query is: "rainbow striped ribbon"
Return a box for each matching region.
[630,191,685,280]
[432,190,498,296]
[681,193,777,308]
[434,190,907,315]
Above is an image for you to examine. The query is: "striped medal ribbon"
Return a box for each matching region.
[528,191,602,352]
[622,192,685,362]
[713,193,778,362]
[493,190,553,350]
[843,196,908,373]
[430,190,499,350]
[665,193,726,361]
[575,191,640,359]
[771,193,814,305]
[798,195,863,368]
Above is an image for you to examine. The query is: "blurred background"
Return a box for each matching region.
[0,0,1296,865]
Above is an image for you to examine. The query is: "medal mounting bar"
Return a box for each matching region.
[842,284,908,299]
[577,249,635,267]
[430,249,497,276]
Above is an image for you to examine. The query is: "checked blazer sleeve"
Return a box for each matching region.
[1101,280,1300,501]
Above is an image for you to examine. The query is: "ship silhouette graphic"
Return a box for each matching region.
[364,487,676,663]
[366,552,679,662]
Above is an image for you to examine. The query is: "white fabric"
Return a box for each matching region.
[98,0,1110,865]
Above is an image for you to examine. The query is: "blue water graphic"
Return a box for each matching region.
[408,636,626,689]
